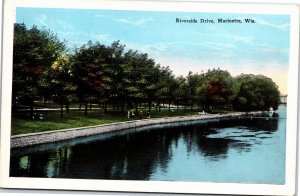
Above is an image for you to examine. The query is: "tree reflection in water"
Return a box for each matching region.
[10,116,281,181]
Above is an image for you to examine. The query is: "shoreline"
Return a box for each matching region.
[11,111,265,148]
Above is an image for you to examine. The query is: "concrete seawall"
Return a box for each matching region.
[11,111,264,148]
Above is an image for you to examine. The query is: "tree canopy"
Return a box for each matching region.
[233,74,280,111]
[12,23,66,116]
[12,23,282,119]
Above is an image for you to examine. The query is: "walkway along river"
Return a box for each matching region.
[10,105,286,184]
[11,111,265,148]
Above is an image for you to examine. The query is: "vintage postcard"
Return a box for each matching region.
[0,0,299,195]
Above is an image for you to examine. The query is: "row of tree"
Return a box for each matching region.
[12,23,281,118]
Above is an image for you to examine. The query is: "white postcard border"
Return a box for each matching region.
[0,1,299,195]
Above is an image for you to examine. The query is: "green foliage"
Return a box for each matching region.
[173,76,188,106]
[154,66,178,110]
[13,23,66,113]
[233,74,280,111]
[196,68,235,112]
[12,23,282,131]
[72,41,109,100]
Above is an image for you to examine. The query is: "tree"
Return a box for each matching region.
[12,23,65,118]
[155,66,177,111]
[197,68,234,113]
[123,50,156,112]
[72,41,110,115]
[103,41,126,112]
[143,65,161,112]
[50,55,75,118]
[233,74,280,111]
[186,71,203,110]
[174,76,188,110]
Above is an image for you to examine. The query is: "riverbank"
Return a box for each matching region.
[11,111,266,148]
[11,109,200,135]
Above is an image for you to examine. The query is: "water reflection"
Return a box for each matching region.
[10,107,286,184]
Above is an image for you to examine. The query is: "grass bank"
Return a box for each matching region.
[11,109,201,135]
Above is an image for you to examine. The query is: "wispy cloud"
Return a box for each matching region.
[260,46,278,53]
[35,14,48,26]
[115,17,154,26]
[230,35,253,43]
[57,31,79,37]
[196,32,253,44]
[255,18,290,31]
[72,41,89,48]
[200,42,235,58]
[92,34,110,41]
[201,41,236,50]
[146,43,168,52]
[126,40,237,61]
[212,34,253,43]
[125,42,167,55]
[57,20,73,31]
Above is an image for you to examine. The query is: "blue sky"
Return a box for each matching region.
[16,8,290,94]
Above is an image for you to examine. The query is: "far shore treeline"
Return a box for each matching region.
[12,23,281,119]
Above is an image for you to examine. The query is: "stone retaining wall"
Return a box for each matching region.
[11,111,263,148]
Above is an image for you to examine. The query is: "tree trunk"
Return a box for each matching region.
[85,101,88,115]
[191,102,193,111]
[158,101,161,112]
[30,103,34,120]
[148,101,152,112]
[66,101,70,113]
[104,101,107,114]
[90,98,92,110]
[116,102,119,110]
[135,101,138,113]
[202,104,206,112]
[168,99,171,111]
[121,100,125,112]
[44,98,47,108]
[60,103,64,118]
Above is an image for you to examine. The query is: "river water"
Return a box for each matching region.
[10,105,286,184]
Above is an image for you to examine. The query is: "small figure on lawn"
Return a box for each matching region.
[130,111,135,119]
[127,110,130,119]
[139,111,143,119]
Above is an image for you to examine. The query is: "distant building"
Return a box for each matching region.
[280,94,287,104]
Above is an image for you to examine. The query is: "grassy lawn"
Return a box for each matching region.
[11,108,200,135]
